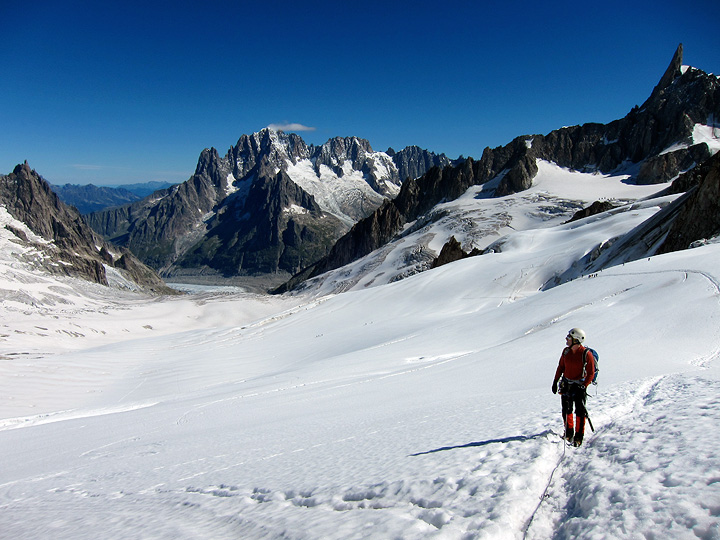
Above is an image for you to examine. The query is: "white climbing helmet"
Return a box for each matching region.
[568,328,586,343]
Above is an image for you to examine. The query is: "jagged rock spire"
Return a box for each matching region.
[645,43,684,105]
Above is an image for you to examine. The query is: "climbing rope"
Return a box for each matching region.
[521,430,566,540]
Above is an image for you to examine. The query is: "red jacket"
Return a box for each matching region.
[554,345,594,387]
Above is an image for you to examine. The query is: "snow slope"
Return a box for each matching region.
[297,160,678,296]
[1,165,719,539]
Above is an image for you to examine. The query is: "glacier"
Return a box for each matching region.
[1,162,719,539]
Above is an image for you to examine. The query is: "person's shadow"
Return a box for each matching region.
[409,430,553,456]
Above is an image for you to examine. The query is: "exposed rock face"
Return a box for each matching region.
[657,152,720,253]
[177,168,343,275]
[391,145,454,183]
[492,45,717,193]
[635,143,710,185]
[648,43,684,104]
[0,163,173,294]
[313,136,373,177]
[430,236,481,269]
[87,129,449,280]
[566,201,620,224]
[88,148,233,272]
[279,45,720,291]
[665,151,720,195]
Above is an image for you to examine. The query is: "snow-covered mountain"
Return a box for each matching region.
[281,44,720,293]
[0,162,174,295]
[1,143,719,538]
[86,130,450,286]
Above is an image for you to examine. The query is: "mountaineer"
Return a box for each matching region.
[551,328,595,447]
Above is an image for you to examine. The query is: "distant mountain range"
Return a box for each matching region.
[50,181,177,214]
[116,181,179,198]
[79,45,720,293]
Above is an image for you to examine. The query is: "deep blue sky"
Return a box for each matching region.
[2,0,718,185]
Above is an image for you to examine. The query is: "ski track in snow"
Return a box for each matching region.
[170,375,720,540]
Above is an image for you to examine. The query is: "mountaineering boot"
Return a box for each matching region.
[573,434,583,447]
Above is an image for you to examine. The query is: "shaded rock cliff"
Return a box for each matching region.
[657,151,720,253]
[87,130,448,281]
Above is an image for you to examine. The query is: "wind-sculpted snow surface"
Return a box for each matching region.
[1,168,720,538]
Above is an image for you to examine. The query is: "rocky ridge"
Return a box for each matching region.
[277,45,720,292]
[0,163,174,294]
[658,151,720,253]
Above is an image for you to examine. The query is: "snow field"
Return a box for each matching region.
[532,373,720,540]
[2,240,719,538]
[1,161,720,538]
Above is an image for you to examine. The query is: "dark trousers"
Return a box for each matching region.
[560,381,587,437]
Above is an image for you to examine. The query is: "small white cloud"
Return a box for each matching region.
[267,123,316,132]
